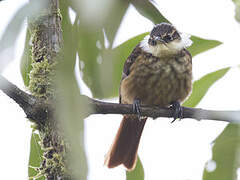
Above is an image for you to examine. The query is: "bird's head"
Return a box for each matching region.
[140,23,192,57]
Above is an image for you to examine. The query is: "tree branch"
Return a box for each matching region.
[0,75,35,107]
[1,75,240,123]
[89,97,240,123]
[0,75,48,123]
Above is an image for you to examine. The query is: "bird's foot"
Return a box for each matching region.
[170,101,183,123]
[133,99,141,120]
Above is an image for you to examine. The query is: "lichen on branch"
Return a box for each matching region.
[27,0,70,179]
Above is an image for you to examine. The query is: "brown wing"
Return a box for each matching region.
[119,45,142,103]
[182,48,192,64]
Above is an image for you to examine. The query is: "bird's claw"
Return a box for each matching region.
[133,99,141,120]
[170,101,183,123]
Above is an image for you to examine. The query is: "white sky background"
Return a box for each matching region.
[0,0,240,180]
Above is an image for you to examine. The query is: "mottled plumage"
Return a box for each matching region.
[105,23,192,171]
[121,45,192,106]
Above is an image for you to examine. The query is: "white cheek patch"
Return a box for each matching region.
[139,33,193,57]
[160,33,193,51]
[179,33,193,48]
[139,35,152,54]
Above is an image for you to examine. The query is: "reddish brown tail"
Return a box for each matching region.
[104,115,147,171]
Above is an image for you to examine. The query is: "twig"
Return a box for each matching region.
[90,98,240,123]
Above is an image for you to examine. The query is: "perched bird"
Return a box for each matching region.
[104,23,193,171]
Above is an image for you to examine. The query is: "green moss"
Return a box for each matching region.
[57,8,62,20]
[28,5,68,179]
[39,126,70,179]
[28,58,56,98]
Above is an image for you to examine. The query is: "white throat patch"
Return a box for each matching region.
[139,33,193,57]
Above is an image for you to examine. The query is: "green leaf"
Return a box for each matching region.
[28,132,44,179]
[20,28,32,86]
[126,157,144,180]
[187,36,222,57]
[232,0,240,23]
[131,0,170,24]
[60,0,78,70]
[203,124,240,180]
[103,1,129,47]
[74,1,130,98]
[69,1,129,48]
[77,27,104,97]
[114,32,149,60]
[183,67,230,107]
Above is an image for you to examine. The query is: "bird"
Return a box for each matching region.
[104,22,193,171]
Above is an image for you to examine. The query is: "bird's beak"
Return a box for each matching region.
[154,36,165,44]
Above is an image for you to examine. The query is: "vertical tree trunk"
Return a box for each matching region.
[28,0,71,179]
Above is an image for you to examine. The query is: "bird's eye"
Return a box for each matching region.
[164,35,172,42]
[148,38,157,46]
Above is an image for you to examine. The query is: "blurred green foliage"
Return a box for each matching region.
[188,36,222,57]
[131,0,170,24]
[127,157,145,180]
[20,28,32,86]
[59,2,89,179]
[183,67,230,107]
[232,0,240,22]
[203,124,240,180]
[28,133,44,180]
